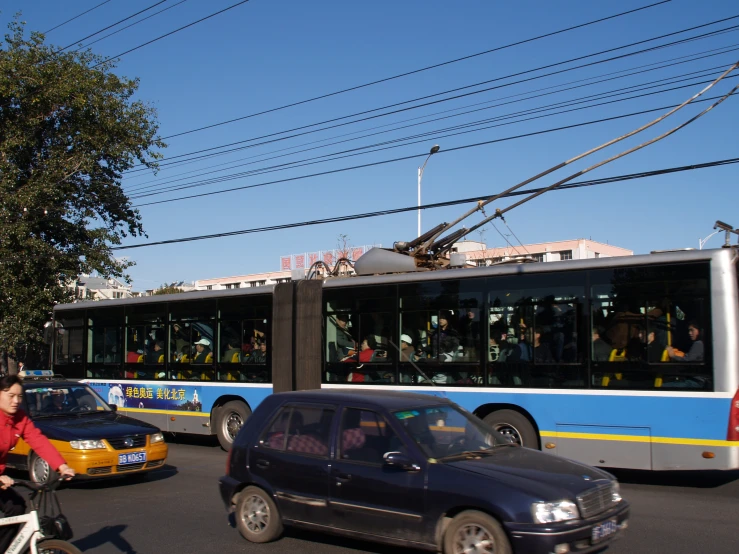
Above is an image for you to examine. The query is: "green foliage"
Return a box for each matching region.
[153,283,185,295]
[0,19,165,353]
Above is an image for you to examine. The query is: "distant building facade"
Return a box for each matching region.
[70,275,132,301]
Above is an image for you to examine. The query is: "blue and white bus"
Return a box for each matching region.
[52,247,739,470]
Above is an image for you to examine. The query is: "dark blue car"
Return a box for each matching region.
[219,390,629,554]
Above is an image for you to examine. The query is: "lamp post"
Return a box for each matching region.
[417,144,440,237]
[699,230,720,250]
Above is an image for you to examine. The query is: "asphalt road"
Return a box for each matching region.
[17,436,739,554]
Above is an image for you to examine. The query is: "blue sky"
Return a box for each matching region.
[4,0,738,291]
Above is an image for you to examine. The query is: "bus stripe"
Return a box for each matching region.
[120,408,210,418]
[541,430,736,447]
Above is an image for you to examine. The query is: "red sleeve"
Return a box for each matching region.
[18,414,67,471]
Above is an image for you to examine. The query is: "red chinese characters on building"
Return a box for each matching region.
[280,256,292,271]
[323,251,334,266]
[351,247,364,261]
[295,254,305,269]
[308,252,319,266]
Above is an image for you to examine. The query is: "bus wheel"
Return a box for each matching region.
[216,401,251,451]
[483,409,538,449]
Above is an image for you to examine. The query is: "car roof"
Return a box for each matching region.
[22,381,85,388]
[270,389,451,410]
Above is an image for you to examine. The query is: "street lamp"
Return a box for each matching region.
[699,230,720,250]
[417,144,440,237]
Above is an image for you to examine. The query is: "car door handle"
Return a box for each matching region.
[335,472,352,482]
[255,459,270,469]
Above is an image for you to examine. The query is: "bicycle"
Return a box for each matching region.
[0,476,81,554]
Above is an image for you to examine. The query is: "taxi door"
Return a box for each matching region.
[329,408,427,543]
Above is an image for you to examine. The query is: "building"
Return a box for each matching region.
[70,274,133,301]
[457,239,632,266]
[190,239,632,291]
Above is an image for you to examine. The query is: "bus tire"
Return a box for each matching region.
[483,409,538,449]
[216,401,251,451]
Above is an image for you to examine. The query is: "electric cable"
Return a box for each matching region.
[126,17,739,173]
[43,0,115,34]
[126,64,737,198]
[160,1,673,139]
[109,157,739,250]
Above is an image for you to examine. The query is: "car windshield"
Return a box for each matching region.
[24,384,111,417]
[392,404,516,461]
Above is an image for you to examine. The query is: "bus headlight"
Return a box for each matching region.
[150,432,165,444]
[532,500,580,523]
[70,440,106,450]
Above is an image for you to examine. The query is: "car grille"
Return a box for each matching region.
[577,483,617,519]
[116,463,145,472]
[87,467,112,475]
[107,435,147,450]
[146,460,165,469]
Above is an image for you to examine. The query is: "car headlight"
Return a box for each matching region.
[531,500,580,524]
[150,432,165,444]
[611,480,622,503]
[70,439,106,450]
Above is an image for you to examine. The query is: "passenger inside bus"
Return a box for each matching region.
[667,321,704,362]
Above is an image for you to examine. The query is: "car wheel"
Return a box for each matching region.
[483,409,538,449]
[443,510,511,554]
[216,401,251,451]
[235,486,283,543]
[29,452,58,486]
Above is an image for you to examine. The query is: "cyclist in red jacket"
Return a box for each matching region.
[0,375,75,551]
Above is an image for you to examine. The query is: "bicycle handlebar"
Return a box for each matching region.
[11,475,74,492]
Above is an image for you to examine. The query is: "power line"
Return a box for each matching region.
[74,1,189,51]
[126,60,737,197]
[124,42,739,190]
[160,1,673,140]
[129,16,739,173]
[58,1,169,53]
[133,93,735,208]
[111,157,739,250]
[90,0,252,69]
[43,0,115,34]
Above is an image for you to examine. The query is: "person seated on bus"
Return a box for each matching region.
[248,341,267,364]
[646,330,664,363]
[151,341,165,364]
[332,314,357,359]
[439,336,460,362]
[533,327,554,363]
[399,334,417,362]
[592,326,611,362]
[428,311,460,355]
[222,338,241,364]
[192,338,212,364]
[126,348,143,363]
[666,321,704,362]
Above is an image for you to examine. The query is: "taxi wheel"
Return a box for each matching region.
[29,452,58,486]
[483,410,538,449]
[216,401,251,451]
[443,510,511,554]
[235,486,283,543]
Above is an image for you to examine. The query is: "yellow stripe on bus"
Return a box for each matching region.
[540,430,736,448]
[120,408,210,418]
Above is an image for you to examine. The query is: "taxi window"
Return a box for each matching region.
[24,385,110,417]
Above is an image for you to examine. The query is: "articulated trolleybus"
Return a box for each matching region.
[51,246,739,470]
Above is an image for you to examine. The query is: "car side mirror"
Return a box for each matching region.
[383,451,420,472]
[108,403,118,412]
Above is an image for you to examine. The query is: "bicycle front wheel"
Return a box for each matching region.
[37,539,83,554]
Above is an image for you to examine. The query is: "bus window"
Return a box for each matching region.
[55,312,84,367]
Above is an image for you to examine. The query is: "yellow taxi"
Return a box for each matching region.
[7,371,168,483]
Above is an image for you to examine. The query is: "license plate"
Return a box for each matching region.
[118,452,147,465]
[591,518,618,543]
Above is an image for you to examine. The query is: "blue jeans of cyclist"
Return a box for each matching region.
[0,487,25,552]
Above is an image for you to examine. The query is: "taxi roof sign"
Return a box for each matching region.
[19,369,54,379]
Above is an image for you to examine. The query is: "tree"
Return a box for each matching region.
[153,283,185,295]
[0,19,164,362]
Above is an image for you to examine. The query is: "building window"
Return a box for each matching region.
[224,283,241,289]
[558,250,573,261]
[531,253,546,263]
[206,285,212,290]
[274,278,291,284]
[594,252,600,258]
[249,280,267,288]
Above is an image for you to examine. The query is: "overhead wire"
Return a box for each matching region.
[125,62,738,198]
[123,41,739,190]
[110,157,739,250]
[132,92,736,208]
[43,0,115,34]
[74,0,189,51]
[130,72,739,201]
[126,17,739,173]
[160,0,673,140]
[89,0,252,69]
